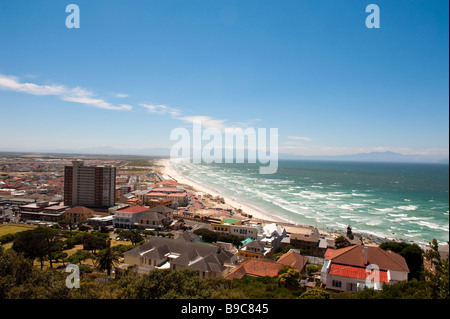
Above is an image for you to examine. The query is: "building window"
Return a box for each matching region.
[332,280,342,288]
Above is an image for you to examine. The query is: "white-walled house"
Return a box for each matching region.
[257,223,286,250]
[321,245,409,293]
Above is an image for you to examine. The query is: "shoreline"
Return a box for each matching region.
[158,158,377,242]
[156,158,425,246]
[159,158,286,224]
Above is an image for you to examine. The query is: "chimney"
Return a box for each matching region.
[363,246,368,265]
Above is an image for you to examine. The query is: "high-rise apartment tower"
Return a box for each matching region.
[64,160,116,208]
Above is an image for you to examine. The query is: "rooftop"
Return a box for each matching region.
[329,264,389,283]
[277,250,308,272]
[325,245,409,273]
[225,259,284,280]
[117,205,150,214]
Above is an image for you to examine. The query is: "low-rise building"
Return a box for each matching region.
[225,259,284,280]
[137,205,174,230]
[116,237,235,279]
[113,205,150,229]
[230,224,260,240]
[63,206,96,224]
[238,239,271,260]
[288,226,327,257]
[276,250,308,273]
[320,245,410,293]
[19,201,69,223]
[258,223,286,251]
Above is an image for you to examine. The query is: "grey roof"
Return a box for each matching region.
[140,211,167,222]
[175,231,199,242]
[124,237,233,273]
[149,205,175,213]
[245,240,265,250]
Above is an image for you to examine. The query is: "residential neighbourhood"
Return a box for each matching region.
[0,155,448,300]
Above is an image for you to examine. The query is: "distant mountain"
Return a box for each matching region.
[279,151,449,164]
[1,147,448,164]
[71,146,171,157]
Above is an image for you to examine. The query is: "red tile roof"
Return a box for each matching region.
[155,180,181,186]
[277,250,308,272]
[325,245,409,273]
[225,259,284,280]
[117,205,149,214]
[168,193,188,197]
[146,192,168,197]
[149,188,182,192]
[329,264,389,283]
[65,206,95,216]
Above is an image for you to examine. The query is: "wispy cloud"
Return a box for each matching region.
[287,136,312,142]
[139,103,182,117]
[0,74,131,111]
[178,115,227,130]
[113,92,129,98]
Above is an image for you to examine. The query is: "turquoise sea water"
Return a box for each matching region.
[171,159,449,245]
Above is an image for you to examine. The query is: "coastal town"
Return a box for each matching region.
[0,153,448,299]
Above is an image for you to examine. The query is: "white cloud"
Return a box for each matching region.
[113,92,129,98]
[0,73,131,111]
[139,103,182,117]
[178,115,227,130]
[287,136,312,142]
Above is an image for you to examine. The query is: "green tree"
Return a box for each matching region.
[0,247,69,299]
[66,249,92,265]
[83,233,108,253]
[278,267,300,288]
[53,251,68,266]
[119,230,144,246]
[379,241,424,280]
[306,264,320,276]
[95,244,121,277]
[335,235,351,249]
[12,227,62,269]
[132,269,212,299]
[423,239,449,299]
[299,287,330,299]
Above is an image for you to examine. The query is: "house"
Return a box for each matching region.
[118,193,139,205]
[227,249,310,280]
[137,205,174,230]
[321,245,409,293]
[113,205,150,229]
[238,239,271,260]
[288,226,328,257]
[146,197,173,209]
[175,231,200,243]
[230,224,260,240]
[225,259,284,280]
[63,206,95,224]
[166,192,189,207]
[258,223,286,251]
[116,237,235,279]
[277,250,308,273]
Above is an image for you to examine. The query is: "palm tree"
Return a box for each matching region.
[94,241,120,277]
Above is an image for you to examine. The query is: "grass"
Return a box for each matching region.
[0,223,36,236]
[1,226,132,271]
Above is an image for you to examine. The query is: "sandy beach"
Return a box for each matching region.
[158,158,285,224]
[157,158,385,244]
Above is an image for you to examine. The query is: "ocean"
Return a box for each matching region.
[171,159,449,245]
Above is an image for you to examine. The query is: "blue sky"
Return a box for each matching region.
[0,0,448,159]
